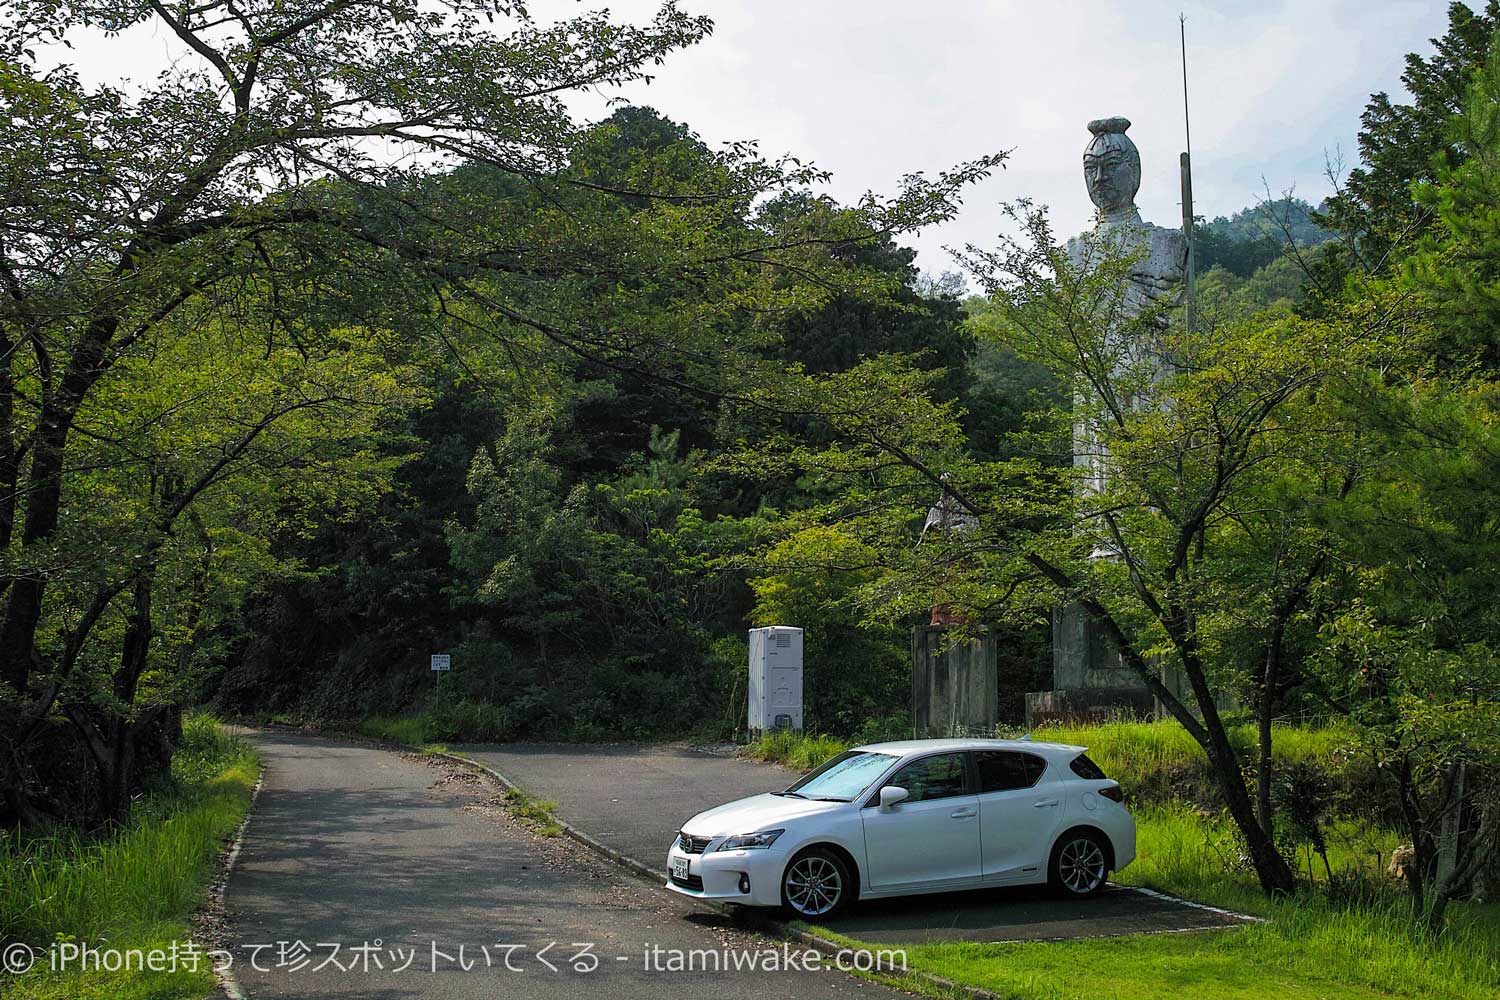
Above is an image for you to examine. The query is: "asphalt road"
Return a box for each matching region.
[226,732,899,999]
[456,742,1255,943]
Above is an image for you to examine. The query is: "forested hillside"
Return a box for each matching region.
[211,119,1323,743]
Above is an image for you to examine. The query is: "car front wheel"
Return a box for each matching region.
[1049,830,1110,897]
[781,848,851,920]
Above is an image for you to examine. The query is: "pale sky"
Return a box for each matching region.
[58,0,1459,277]
[561,0,1456,277]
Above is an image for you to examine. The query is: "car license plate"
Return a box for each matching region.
[672,856,690,880]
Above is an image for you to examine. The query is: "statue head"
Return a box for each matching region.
[1083,117,1141,217]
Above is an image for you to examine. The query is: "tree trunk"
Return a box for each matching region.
[0,313,119,693]
[103,572,155,821]
[1178,644,1297,895]
[1207,723,1297,895]
[1257,643,1279,842]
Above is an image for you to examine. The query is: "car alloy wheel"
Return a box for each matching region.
[1053,832,1108,896]
[782,850,847,918]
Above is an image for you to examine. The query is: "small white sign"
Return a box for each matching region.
[430,654,451,672]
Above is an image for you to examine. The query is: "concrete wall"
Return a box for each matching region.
[912,626,998,737]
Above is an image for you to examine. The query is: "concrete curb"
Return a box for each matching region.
[428,749,666,885]
[214,768,264,1000]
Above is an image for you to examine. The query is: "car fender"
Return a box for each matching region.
[778,813,868,884]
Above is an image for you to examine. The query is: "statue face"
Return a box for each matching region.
[1083,141,1140,214]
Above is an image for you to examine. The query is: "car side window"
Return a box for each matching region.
[886,753,969,802]
[974,751,1047,793]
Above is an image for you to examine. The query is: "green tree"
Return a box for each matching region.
[732,203,1404,897]
[0,1,1000,822]
[1312,34,1500,930]
[1320,1,1500,263]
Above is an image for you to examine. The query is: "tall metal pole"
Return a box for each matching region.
[1179,14,1198,334]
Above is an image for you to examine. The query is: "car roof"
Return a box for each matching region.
[852,737,1087,758]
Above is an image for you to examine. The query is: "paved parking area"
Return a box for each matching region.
[454,742,1255,943]
[230,733,905,999]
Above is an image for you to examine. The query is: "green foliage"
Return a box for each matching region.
[1194,197,1332,279]
[1403,29,1500,361]
[3,0,1002,823]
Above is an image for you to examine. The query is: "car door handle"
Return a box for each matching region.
[1033,799,1059,808]
[950,808,977,819]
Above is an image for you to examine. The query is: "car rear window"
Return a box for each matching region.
[974,750,1046,792]
[1069,753,1108,780]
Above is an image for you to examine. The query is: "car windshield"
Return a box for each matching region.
[782,751,897,801]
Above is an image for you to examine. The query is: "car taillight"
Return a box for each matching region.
[1099,784,1123,802]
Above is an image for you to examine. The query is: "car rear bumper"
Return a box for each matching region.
[664,841,786,908]
[1108,810,1137,871]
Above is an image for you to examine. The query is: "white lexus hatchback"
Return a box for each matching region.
[665,738,1134,919]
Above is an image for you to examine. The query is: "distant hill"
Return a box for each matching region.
[1194,197,1334,278]
[1203,197,1333,246]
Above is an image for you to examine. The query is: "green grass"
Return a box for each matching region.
[883,895,1500,1000]
[355,698,516,746]
[0,714,259,1000]
[746,719,1376,807]
[356,713,436,747]
[745,729,852,771]
[808,801,1499,1000]
[757,722,1497,1000]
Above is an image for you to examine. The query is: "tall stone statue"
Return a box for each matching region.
[1031,116,1189,724]
[1067,116,1187,500]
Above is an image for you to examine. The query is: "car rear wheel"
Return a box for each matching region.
[781,848,851,919]
[1049,830,1109,897]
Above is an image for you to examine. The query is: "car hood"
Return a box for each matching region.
[682,793,847,837]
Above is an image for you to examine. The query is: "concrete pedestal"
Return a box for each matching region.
[911,626,998,738]
[1028,601,1185,727]
[1051,601,1140,689]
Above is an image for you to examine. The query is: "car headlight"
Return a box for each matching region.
[713,829,785,852]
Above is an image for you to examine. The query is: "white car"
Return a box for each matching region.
[665,738,1134,919]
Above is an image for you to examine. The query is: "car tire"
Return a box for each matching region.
[780,847,852,920]
[1048,829,1110,897]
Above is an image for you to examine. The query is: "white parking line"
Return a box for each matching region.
[1123,885,1265,923]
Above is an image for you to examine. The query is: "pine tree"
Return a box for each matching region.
[1321,2,1500,264]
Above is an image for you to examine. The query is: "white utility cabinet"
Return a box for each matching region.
[748,626,803,734]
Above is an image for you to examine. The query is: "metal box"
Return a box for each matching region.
[748,626,804,734]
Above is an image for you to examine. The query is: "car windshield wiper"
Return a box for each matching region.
[811,796,850,802]
[774,791,809,798]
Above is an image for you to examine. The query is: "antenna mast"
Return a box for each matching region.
[1179,13,1198,333]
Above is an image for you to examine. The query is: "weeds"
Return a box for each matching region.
[0,714,258,1000]
[502,787,562,837]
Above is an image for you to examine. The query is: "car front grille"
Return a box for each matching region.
[669,871,705,891]
[677,831,712,854]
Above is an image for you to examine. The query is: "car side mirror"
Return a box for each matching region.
[878,786,910,811]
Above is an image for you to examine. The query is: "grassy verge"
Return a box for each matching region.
[841,893,1500,1000]
[757,724,1500,1000]
[353,701,512,747]
[0,714,259,1000]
